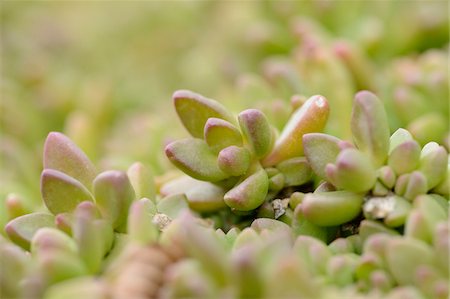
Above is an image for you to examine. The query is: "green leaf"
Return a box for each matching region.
[262,95,329,166]
[157,194,189,219]
[386,238,434,285]
[217,146,251,177]
[165,138,228,182]
[160,176,226,212]
[359,220,399,243]
[389,128,413,154]
[238,109,273,158]
[224,169,269,211]
[383,196,412,228]
[303,133,342,180]
[37,250,87,284]
[72,202,105,274]
[351,91,390,167]
[93,171,135,232]
[43,132,96,189]
[204,118,242,153]
[403,171,427,201]
[43,277,108,299]
[377,166,397,189]
[419,142,448,189]
[173,90,235,138]
[41,169,94,215]
[127,162,156,200]
[251,218,291,235]
[388,140,421,175]
[5,212,55,250]
[31,228,78,256]
[128,199,159,245]
[301,191,363,226]
[276,157,312,187]
[326,148,376,193]
[0,241,30,297]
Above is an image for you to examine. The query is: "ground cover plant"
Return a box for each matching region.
[1,1,448,299]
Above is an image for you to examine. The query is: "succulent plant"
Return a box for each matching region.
[164,89,328,216]
[2,3,449,298]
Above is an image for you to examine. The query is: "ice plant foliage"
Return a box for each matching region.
[1,90,449,299]
[165,90,329,212]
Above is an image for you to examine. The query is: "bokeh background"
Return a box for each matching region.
[1,1,448,226]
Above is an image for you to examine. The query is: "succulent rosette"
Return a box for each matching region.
[163,89,329,215]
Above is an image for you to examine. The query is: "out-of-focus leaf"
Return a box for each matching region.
[41,169,94,215]
[127,162,156,201]
[93,171,135,231]
[351,91,390,167]
[43,132,96,189]
[5,212,56,250]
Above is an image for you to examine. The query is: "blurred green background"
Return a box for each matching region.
[1,1,448,225]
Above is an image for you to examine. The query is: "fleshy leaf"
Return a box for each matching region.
[403,171,427,201]
[5,212,56,250]
[127,162,156,200]
[351,91,390,167]
[165,138,228,182]
[303,133,342,180]
[386,238,434,285]
[301,191,363,226]
[419,142,447,189]
[384,196,412,228]
[251,218,291,235]
[389,128,413,154]
[55,213,73,236]
[41,169,94,215]
[325,148,376,193]
[294,235,331,276]
[128,199,159,245]
[262,95,329,166]
[31,227,78,256]
[268,173,285,192]
[359,220,399,243]
[204,118,242,153]
[173,90,235,138]
[408,113,447,146]
[432,161,449,196]
[217,146,251,177]
[238,109,273,158]
[276,157,312,187]
[388,140,421,175]
[93,171,135,231]
[413,195,447,243]
[157,194,189,219]
[43,277,109,299]
[224,169,269,211]
[72,202,105,274]
[377,166,397,189]
[37,250,87,284]
[0,241,30,297]
[160,176,227,212]
[43,132,96,189]
[404,210,430,242]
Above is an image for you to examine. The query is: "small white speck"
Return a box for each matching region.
[315,96,326,108]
